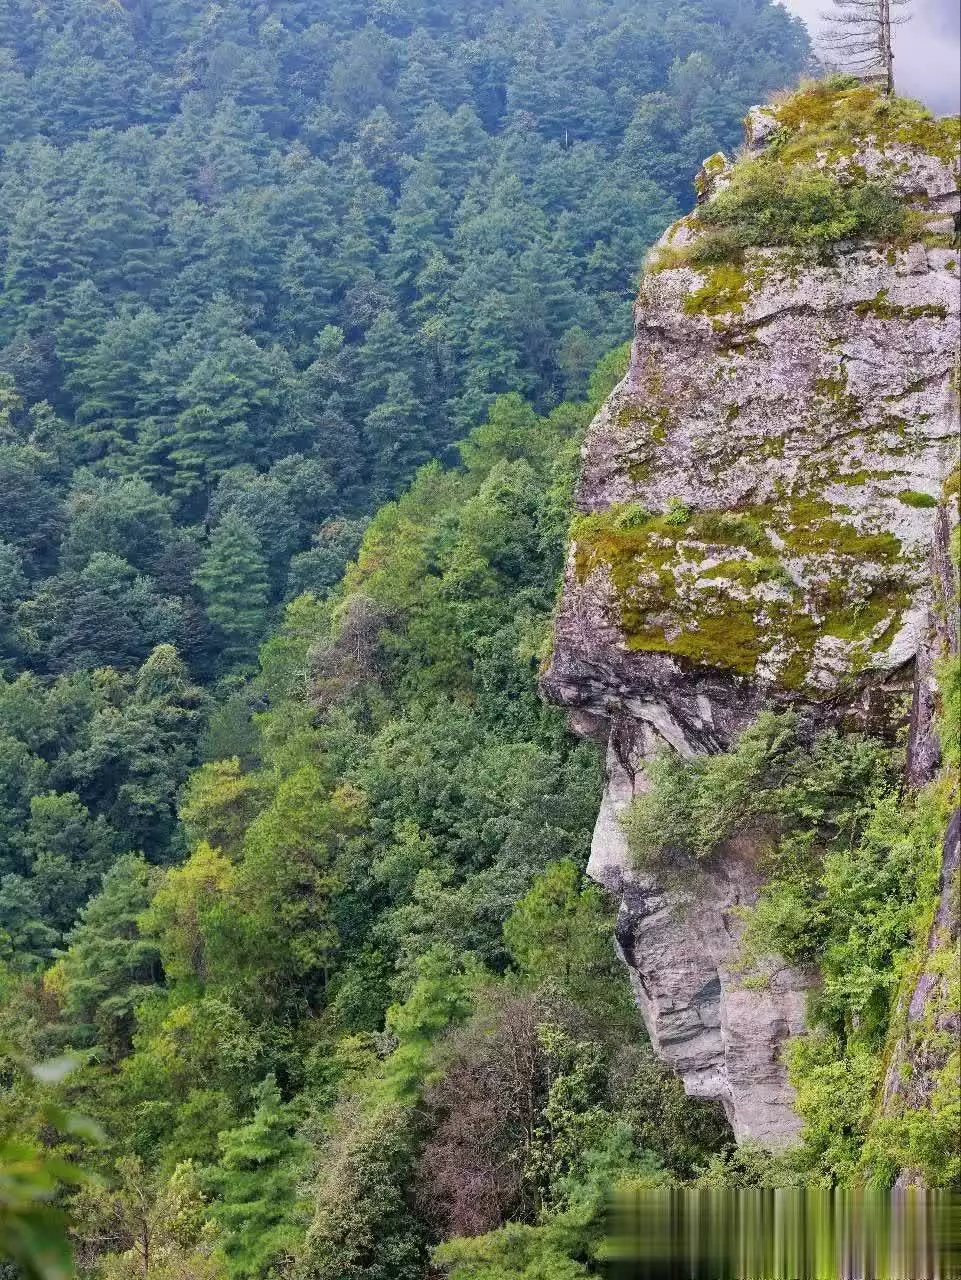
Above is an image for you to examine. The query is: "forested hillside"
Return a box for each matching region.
[0,0,808,978]
[0,0,824,1274]
[4,356,744,1279]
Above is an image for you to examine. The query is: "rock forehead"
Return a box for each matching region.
[541,88,960,1144]
[560,240,958,702]
[549,82,960,705]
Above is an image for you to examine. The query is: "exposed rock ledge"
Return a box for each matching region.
[542,88,960,1146]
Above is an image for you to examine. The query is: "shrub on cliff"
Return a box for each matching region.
[622,711,893,876]
[692,162,909,261]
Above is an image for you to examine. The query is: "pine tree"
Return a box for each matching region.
[209,1075,308,1280]
[386,162,450,302]
[54,854,163,1057]
[364,372,430,499]
[193,513,270,666]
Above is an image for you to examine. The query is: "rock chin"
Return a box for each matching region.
[541,89,960,1147]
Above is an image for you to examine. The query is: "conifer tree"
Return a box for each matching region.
[209,1075,308,1280]
[822,0,913,94]
[193,513,270,666]
[53,854,163,1057]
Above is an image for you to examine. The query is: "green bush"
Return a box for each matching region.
[687,161,909,264]
[622,711,893,877]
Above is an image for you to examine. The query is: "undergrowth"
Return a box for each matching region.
[621,695,959,1188]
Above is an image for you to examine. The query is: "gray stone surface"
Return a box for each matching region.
[541,103,960,1146]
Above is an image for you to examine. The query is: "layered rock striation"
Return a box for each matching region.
[542,83,960,1145]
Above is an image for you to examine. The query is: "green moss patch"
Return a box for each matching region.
[615,400,671,444]
[770,78,961,170]
[571,494,910,691]
[898,489,938,509]
[683,262,751,317]
[853,289,948,321]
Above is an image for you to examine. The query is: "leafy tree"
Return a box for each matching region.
[0,541,28,667]
[227,775,364,1014]
[64,645,205,858]
[504,861,628,1018]
[0,876,60,971]
[296,1103,423,1280]
[140,842,235,986]
[17,554,186,675]
[21,790,119,934]
[0,444,63,577]
[286,519,369,602]
[71,1156,226,1280]
[60,475,178,578]
[179,760,262,859]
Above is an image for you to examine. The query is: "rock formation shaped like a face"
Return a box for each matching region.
[542,83,961,1146]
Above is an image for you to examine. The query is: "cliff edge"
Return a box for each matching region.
[542,80,960,1145]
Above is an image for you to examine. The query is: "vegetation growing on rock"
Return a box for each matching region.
[769,77,961,169]
[571,494,911,689]
[653,78,959,274]
[564,81,957,698]
[622,686,959,1188]
[689,163,910,263]
[543,72,959,1172]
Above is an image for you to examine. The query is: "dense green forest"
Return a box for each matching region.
[25,0,961,1275]
[0,0,809,680]
[3,355,751,1278]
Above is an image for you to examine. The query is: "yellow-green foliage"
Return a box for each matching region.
[652,80,957,277]
[862,916,961,1189]
[852,537,960,1187]
[786,800,957,1187]
[777,649,959,1187]
[770,76,961,169]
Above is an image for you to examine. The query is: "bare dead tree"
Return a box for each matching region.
[821,0,913,95]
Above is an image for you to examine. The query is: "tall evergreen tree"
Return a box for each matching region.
[53,853,163,1057]
[208,1075,308,1279]
[193,513,270,666]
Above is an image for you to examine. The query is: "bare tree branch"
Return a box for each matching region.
[820,0,914,94]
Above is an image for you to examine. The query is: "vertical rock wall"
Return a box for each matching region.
[542,87,960,1144]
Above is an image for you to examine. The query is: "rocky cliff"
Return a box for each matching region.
[542,81,960,1146]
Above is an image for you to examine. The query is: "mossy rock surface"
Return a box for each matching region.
[553,83,959,703]
[571,497,911,690]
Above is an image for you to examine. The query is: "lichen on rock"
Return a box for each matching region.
[541,82,960,1147]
